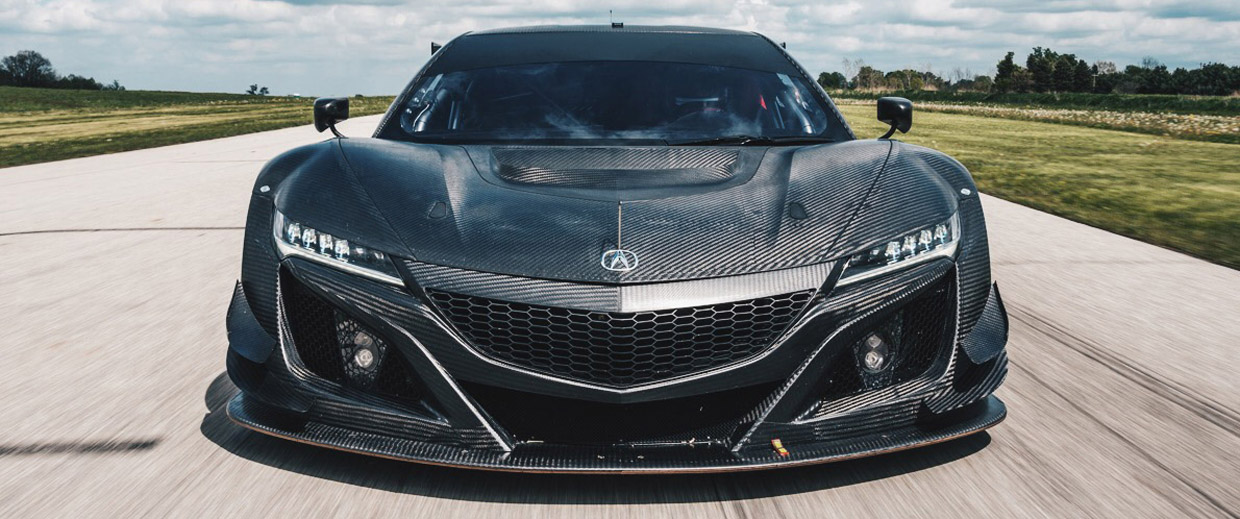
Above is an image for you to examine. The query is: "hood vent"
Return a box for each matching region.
[491,147,740,191]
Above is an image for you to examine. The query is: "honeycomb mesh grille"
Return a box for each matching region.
[284,276,342,382]
[282,273,427,403]
[427,289,815,387]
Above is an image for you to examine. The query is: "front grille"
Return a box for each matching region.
[283,273,427,403]
[428,290,815,387]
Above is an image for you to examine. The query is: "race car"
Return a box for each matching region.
[224,24,1008,473]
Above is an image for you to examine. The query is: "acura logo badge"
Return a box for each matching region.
[601,249,638,272]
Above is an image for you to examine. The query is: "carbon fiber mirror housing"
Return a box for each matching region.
[877,97,913,139]
[313,97,350,136]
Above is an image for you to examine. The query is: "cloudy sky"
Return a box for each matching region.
[2,0,1238,95]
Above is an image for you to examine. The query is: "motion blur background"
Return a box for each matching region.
[1,1,1238,517]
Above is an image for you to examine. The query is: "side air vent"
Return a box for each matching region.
[282,273,428,404]
[814,277,955,411]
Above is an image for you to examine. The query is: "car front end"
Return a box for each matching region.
[222,25,1008,473]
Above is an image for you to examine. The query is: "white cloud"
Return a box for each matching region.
[0,0,1237,94]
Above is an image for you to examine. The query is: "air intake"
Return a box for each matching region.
[282,273,427,404]
[814,277,955,409]
[491,147,740,190]
[428,289,814,387]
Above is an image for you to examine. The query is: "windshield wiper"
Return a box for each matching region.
[669,135,835,146]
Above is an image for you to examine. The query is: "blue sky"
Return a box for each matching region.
[2,0,1238,95]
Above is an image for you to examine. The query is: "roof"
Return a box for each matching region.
[424,25,799,76]
[471,25,754,36]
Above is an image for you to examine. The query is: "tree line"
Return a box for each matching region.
[819,49,1240,97]
[1,50,123,91]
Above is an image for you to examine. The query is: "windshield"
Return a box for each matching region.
[384,61,835,144]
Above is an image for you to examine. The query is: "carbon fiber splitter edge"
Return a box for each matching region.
[227,394,1005,474]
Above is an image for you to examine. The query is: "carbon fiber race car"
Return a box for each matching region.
[224,25,1009,473]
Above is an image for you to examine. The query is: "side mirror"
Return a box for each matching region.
[877,97,912,139]
[314,97,350,137]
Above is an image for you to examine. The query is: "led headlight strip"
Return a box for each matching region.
[272,210,403,286]
[837,212,960,287]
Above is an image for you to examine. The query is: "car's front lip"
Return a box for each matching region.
[227,392,1006,474]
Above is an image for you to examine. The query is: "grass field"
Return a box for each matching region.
[830,90,1240,116]
[839,103,1240,269]
[0,87,394,167]
[834,96,1240,144]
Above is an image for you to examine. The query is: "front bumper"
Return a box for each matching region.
[224,246,1009,473]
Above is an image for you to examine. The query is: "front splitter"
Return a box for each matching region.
[226,394,1005,474]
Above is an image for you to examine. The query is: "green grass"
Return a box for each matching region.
[840,103,1240,269]
[884,103,1239,145]
[0,86,394,167]
[830,90,1240,116]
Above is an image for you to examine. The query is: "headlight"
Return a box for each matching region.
[272,210,403,285]
[837,213,959,286]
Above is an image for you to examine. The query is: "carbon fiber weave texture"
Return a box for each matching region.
[335,138,891,284]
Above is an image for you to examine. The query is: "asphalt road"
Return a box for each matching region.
[1,116,1237,518]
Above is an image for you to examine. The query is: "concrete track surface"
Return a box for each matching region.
[1,116,1237,518]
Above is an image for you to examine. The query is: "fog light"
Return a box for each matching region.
[351,331,377,370]
[861,333,889,372]
[353,346,375,369]
[333,313,388,390]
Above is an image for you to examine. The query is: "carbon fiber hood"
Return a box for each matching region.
[309,138,955,284]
